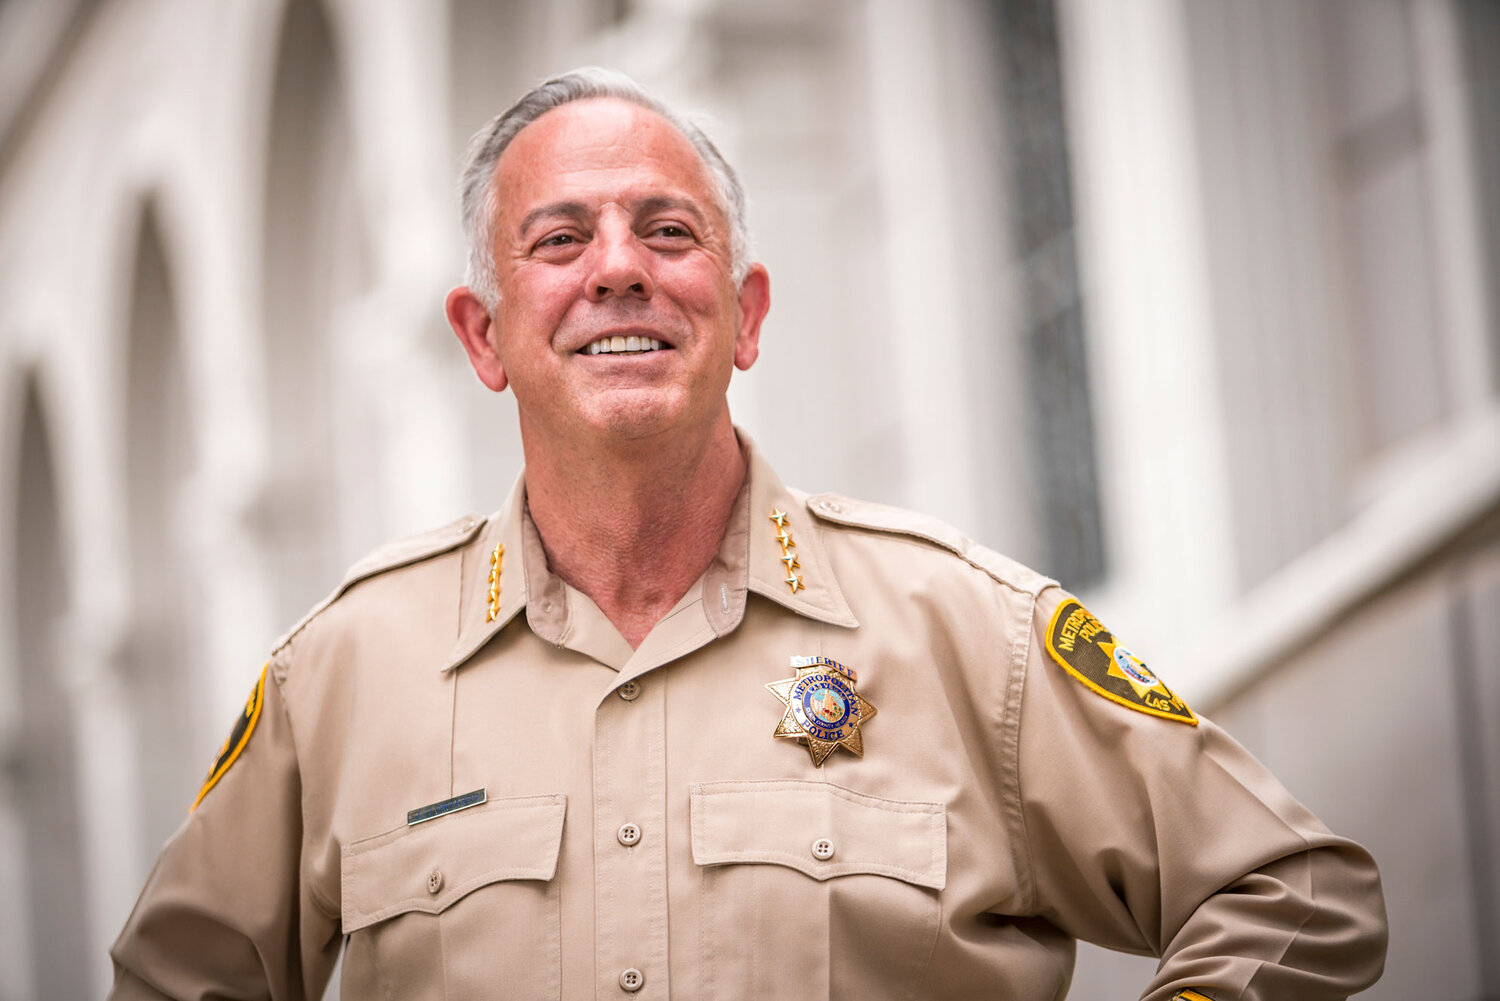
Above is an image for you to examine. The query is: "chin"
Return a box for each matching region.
[583,396,688,442]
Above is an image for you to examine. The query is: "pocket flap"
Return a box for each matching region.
[690,781,945,890]
[341,793,566,932]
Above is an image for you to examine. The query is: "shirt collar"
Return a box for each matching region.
[440,429,857,674]
[739,430,858,628]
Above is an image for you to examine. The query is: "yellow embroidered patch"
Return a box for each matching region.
[1044,599,1197,725]
[191,663,268,812]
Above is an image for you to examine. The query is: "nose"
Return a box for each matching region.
[586,222,654,302]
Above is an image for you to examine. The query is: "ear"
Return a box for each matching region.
[732,264,770,372]
[446,286,508,392]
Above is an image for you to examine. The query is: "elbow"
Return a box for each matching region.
[1251,840,1389,997]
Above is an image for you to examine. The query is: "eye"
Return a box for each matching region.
[529,229,588,259]
[644,222,698,247]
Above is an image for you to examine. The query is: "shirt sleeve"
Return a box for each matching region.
[108,662,340,1001]
[1015,588,1388,1001]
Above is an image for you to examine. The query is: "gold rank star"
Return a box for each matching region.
[485,543,503,622]
[770,508,803,593]
[766,656,877,766]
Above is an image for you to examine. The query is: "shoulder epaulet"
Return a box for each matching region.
[804,493,1056,596]
[272,513,486,654]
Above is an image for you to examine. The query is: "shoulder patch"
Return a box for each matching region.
[1044,599,1197,726]
[192,664,267,812]
[804,493,1056,596]
[273,513,485,653]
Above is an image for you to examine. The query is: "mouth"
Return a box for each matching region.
[579,335,669,356]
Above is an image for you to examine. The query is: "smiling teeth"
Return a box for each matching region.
[585,337,664,355]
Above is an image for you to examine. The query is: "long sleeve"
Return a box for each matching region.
[108,664,341,1001]
[1016,588,1387,1000]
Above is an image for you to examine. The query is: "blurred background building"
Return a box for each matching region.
[0,0,1495,997]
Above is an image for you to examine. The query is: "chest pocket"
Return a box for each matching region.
[691,780,946,1001]
[340,793,566,1000]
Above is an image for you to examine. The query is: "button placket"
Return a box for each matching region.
[594,672,669,997]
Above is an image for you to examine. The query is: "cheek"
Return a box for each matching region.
[660,261,734,315]
[501,272,578,329]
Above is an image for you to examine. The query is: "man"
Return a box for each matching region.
[110,68,1386,1000]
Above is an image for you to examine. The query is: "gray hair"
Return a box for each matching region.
[459,67,751,310]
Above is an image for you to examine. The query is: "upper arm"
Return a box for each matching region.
[108,665,341,1001]
[1015,590,1387,1000]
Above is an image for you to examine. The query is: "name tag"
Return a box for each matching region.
[407,788,487,826]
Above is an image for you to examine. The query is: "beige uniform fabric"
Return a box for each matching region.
[110,438,1387,1000]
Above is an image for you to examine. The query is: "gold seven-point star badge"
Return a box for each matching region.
[767,656,877,766]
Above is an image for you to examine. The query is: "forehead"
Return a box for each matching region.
[492,98,720,226]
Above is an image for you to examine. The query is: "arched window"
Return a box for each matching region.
[259,0,365,625]
[9,376,89,999]
[122,202,204,853]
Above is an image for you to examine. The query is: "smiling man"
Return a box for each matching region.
[443,91,768,648]
[109,68,1386,1001]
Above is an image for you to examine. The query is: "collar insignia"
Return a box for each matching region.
[485,542,503,623]
[768,509,805,593]
[767,656,877,765]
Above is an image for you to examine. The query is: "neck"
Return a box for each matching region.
[521,415,746,648]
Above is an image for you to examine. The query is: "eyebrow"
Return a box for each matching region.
[517,201,590,237]
[516,196,711,237]
[634,196,710,227]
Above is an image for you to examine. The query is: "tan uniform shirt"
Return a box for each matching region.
[110,439,1386,1000]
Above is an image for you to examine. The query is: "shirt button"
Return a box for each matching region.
[618,680,641,701]
[619,968,645,993]
[427,869,443,894]
[617,822,642,847]
[811,838,835,861]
